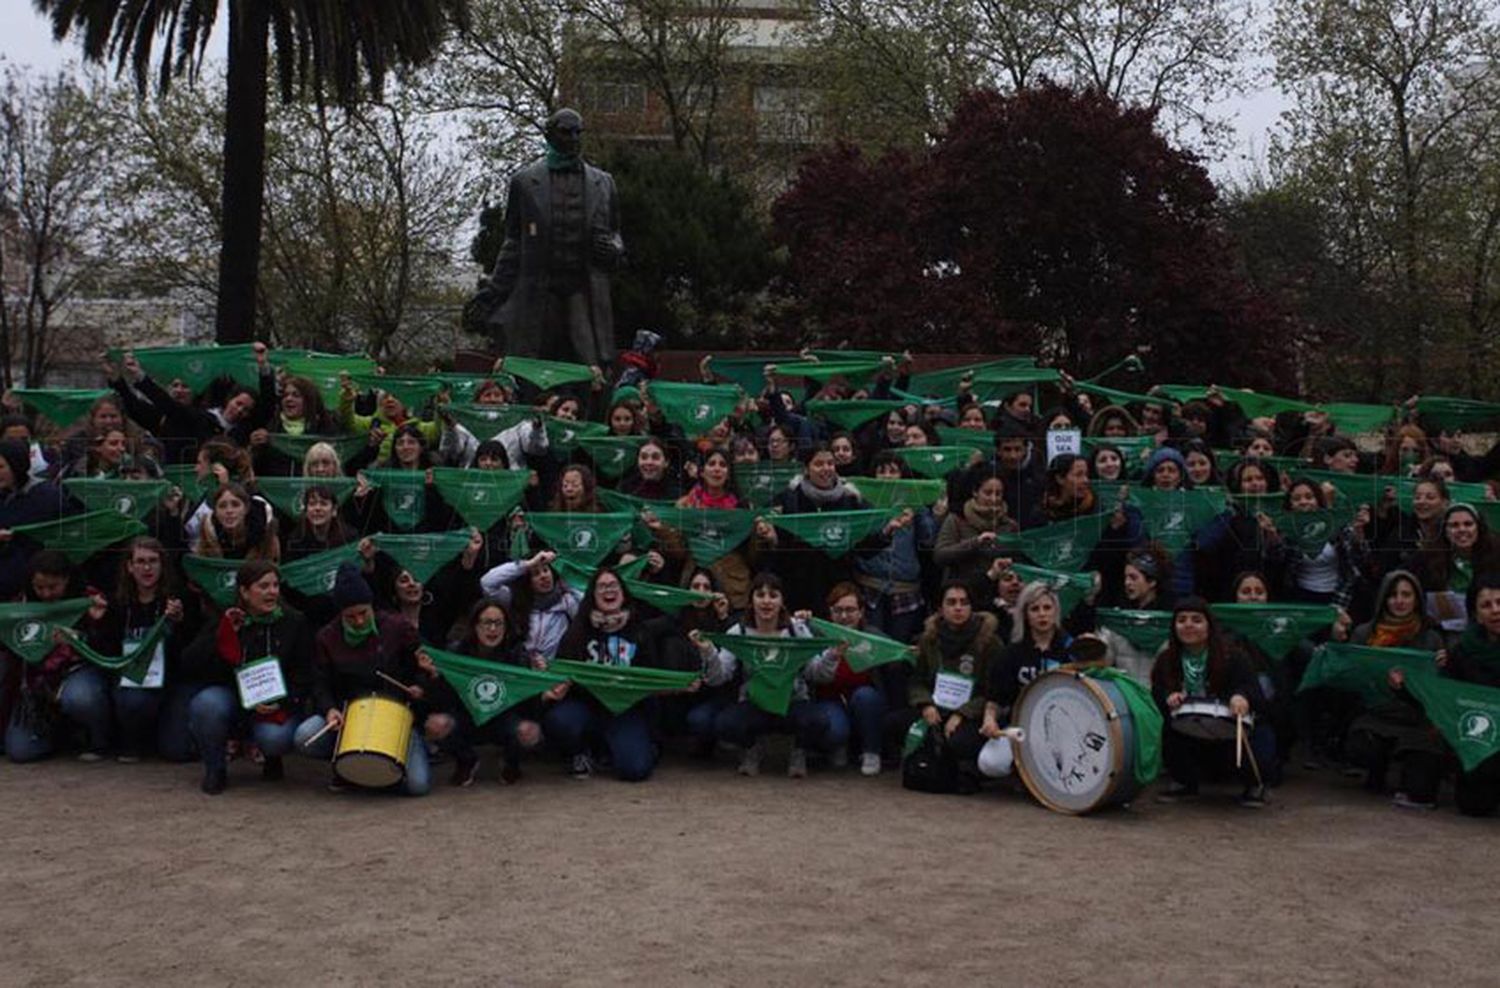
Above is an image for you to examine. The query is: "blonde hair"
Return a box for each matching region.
[302,441,341,476]
[1010,581,1061,644]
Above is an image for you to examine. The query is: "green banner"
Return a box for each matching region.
[426,645,568,726]
[1267,505,1355,554]
[996,512,1113,571]
[62,479,171,521]
[69,616,169,683]
[771,508,894,558]
[280,544,363,597]
[1008,564,1097,617]
[373,530,473,584]
[805,617,915,671]
[254,476,358,519]
[734,461,803,508]
[1402,674,1500,773]
[1299,642,1438,706]
[702,632,837,715]
[430,467,530,530]
[847,476,945,510]
[1210,603,1338,661]
[182,555,245,608]
[8,510,146,564]
[347,372,445,410]
[574,436,647,481]
[1127,488,1226,553]
[645,505,755,566]
[0,599,93,663]
[804,399,908,430]
[502,355,596,391]
[1096,608,1175,655]
[267,432,367,467]
[110,344,260,393]
[1082,666,1163,786]
[547,658,699,715]
[13,388,112,426]
[526,512,637,569]
[360,468,428,531]
[891,446,975,478]
[647,380,742,435]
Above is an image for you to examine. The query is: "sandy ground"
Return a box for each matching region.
[2,750,1498,987]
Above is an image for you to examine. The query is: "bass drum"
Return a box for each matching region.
[1013,669,1139,815]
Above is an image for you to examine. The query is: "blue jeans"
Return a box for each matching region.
[113,683,198,760]
[818,685,888,756]
[5,666,113,762]
[685,692,734,743]
[294,713,432,796]
[715,699,831,750]
[542,696,657,782]
[188,686,298,776]
[862,594,925,644]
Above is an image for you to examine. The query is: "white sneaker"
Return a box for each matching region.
[860,753,882,777]
[787,748,808,779]
[569,753,594,780]
[737,741,764,777]
[830,745,849,769]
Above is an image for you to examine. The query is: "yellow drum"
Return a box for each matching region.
[333,695,414,788]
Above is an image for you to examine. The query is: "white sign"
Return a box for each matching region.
[1046,428,1083,466]
[932,671,974,711]
[236,657,288,709]
[118,640,166,690]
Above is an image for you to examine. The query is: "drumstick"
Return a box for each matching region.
[999,727,1026,743]
[376,669,414,693]
[1236,715,1244,769]
[300,719,338,748]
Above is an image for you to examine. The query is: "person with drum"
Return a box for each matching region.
[1151,598,1274,807]
[294,564,439,795]
[978,581,1078,780]
[905,580,1001,793]
[179,559,312,795]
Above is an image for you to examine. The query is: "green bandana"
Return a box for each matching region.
[1268,505,1355,555]
[426,645,568,726]
[182,555,245,608]
[1181,649,1208,695]
[270,353,379,404]
[1401,673,1500,773]
[1082,667,1163,785]
[805,618,915,672]
[1125,488,1226,553]
[1071,380,1161,410]
[69,616,170,683]
[906,358,1035,397]
[804,399,908,431]
[347,372,445,411]
[1211,603,1338,661]
[770,508,895,558]
[254,476,358,520]
[430,467,530,530]
[575,436,648,481]
[891,446,975,479]
[1321,402,1398,434]
[1153,384,1314,421]
[1081,436,1156,479]
[1096,608,1175,655]
[246,606,284,626]
[933,427,994,453]
[996,512,1114,572]
[159,464,214,502]
[1299,642,1438,706]
[734,461,802,508]
[441,402,533,440]
[701,632,837,715]
[847,476,945,511]
[647,381,742,436]
[770,358,886,387]
[0,599,93,663]
[619,577,716,614]
[280,545,363,597]
[1413,396,1500,432]
[547,658,699,715]
[62,479,171,521]
[502,355,595,391]
[13,389,112,427]
[549,554,650,594]
[525,512,637,569]
[267,433,368,467]
[360,469,428,532]
[704,353,796,394]
[110,344,259,393]
[643,505,755,566]
[543,416,609,455]
[342,617,378,647]
[372,531,473,584]
[968,365,1061,402]
[8,510,146,565]
[595,489,671,551]
[1008,564,1098,617]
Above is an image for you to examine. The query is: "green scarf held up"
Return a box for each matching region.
[734,461,802,508]
[1297,642,1438,706]
[271,353,378,404]
[769,358,887,387]
[372,531,473,584]
[1008,564,1098,618]
[1126,488,1226,554]
[846,476,945,511]
[543,416,610,455]
[547,658,699,715]
[805,618,915,672]
[1081,436,1156,479]
[1401,674,1500,773]
[803,399,908,431]
[1413,396,1500,432]
[525,512,637,569]
[595,488,670,552]
[996,512,1114,572]
[360,469,428,532]
[441,402,533,441]
[701,632,838,715]
[906,358,1035,397]
[646,380,742,436]
[619,577,716,614]
[0,598,93,664]
[644,505,755,566]
[62,479,171,521]
[933,427,994,453]
[892,446,975,479]
[109,344,260,393]
[575,436,648,481]
[426,645,568,726]
[347,372,445,411]
[182,555,244,608]
[430,467,530,531]
[704,353,796,394]
[502,355,595,391]
[254,476,359,520]
[770,508,894,559]
[1268,505,1355,555]
[280,545,363,598]
[8,510,146,565]
[12,389,112,426]
[69,616,170,683]
[1210,602,1338,661]
[551,554,649,594]
[1096,608,1175,655]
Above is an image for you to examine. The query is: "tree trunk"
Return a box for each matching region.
[214,0,270,345]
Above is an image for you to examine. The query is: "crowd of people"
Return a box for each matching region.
[1,341,1498,817]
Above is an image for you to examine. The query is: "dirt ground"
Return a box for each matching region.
[3,750,1498,987]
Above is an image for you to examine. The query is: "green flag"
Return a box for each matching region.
[702,632,837,715]
[182,555,245,608]
[502,355,595,391]
[0,599,93,663]
[547,658,699,714]
[647,381,742,435]
[1096,608,1175,655]
[1210,603,1338,661]
[430,467,530,530]
[62,479,170,521]
[1008,564,1098,617]
[771,508,894,558]
[280,545,363,597]
[1267,505,1354,554]
[1299,643,1438,706]
[1414,396,1500,432]
[805,617,915,672]
[620,577,716,614]
[373,531,473,583]
[1401,674,1500,773]
[846,476,945,510]
[644,505,755,566]
[360,468,429,531]
[575,436,647,481]
[111,344,260,393]
[804,399,908,430]
[1127,488,1226,553]
[426,645,568,726]
[526,512,637,569]
[996,512,1113,571]
[13,389,112,426]
[253,476,358,520]
[67,617,170,683]
[9,510,146,564]
[272,353,378,404]
[1082,666,1163,786]
[892,446,975,478]
[734,461,802,508]
[267,432,368,467]
[933,426,994,453]
[348,372,445,410]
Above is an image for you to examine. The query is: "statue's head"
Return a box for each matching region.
[545,109,585,157]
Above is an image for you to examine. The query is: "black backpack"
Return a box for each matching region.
[901,723,958,794]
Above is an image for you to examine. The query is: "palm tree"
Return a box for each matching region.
[34,1,470,344]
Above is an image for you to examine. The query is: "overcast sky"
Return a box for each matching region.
[0,4,1287,183]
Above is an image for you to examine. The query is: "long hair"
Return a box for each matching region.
[281,375,335,433]
[114,536,177,606]
[289,484,351,548]
[460,597,518,653]
[1010,581,1061,644]
[1151,600,1234,697]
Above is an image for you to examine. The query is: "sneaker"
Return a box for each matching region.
[1238,786,1269,809]
[450,755,480,788]
[570,753,594,780]
[77,751,104,763]
[262,756,285,782]
[327,775,351,793]
[1155,783,1199,804]
[829,745,849,769]
[787,748,808,778]
[737,740,764,777]
[201,767,227,795]
[116,752,141,765]
[860,752,882,777]
[1392,791,1437,811]
[499,761,522,786]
